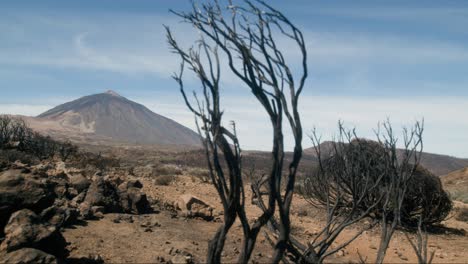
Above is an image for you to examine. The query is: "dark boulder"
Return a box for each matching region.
[84,177,120,213]
[0,209,68,258]
[0,247,57,264]
[40,205,80,228]
[68,174,91,193]
[118,180,151,214]
[0,170,55,237]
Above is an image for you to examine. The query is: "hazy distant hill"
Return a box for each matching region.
[33,90,200,146]
[304,142,468,176]
[441,167,468,203]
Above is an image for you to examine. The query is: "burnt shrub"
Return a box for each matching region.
[402,165,452,226]
[303,139,452,227]
[0,149,38,165]
[0,115,80,162]
[58,140,78,161]
[69,151,120,173]
[153,175,174,186]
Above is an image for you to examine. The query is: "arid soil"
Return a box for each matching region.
[63,173,468,263]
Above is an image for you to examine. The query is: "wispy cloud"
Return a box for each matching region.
[0,11,187,76]
[309,7,468,28]
[1,9,468,79]
[0,104,53,116]
[1,4,467,158]
[136,95,468,158]
[0,93,467,158]
[306,31,468,65]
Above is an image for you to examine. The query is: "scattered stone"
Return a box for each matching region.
[79,202,93,219]
[40,205,79,228]
[91,206,106,215]
[113,214,134,223]
[0,209,68,258]
[121,179,143,189]
[165,247,174,255]
[435,252,448,259]
[176,194,213,220]
[155,256,166,263]
[84,177,120,213]
[67,253,104,264]
[0,169,56,236]
[54,161,67,175]
[0,247,57,264]
[67,187,79,198]
[68,173,91,193]
[139,216,161,228]
[171,253,193,264]
[336,249,346,257]
[70,192,87,208]
[118,181,151,214]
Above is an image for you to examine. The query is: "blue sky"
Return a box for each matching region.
[0,0,467,157]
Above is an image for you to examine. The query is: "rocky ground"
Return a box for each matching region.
[1,157,468,263]
[68,174,468,263]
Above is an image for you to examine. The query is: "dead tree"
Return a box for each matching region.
[405,217,435,264]
[0,115,13,147]
[166,0,307,263]
[374,120,424,264]
[295,120,425,263]
[300,123,385,263]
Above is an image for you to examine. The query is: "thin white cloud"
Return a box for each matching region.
[1,9,468,79]
[305,31,468,67]
[0,104,52,116]
[309,7,468,26]
[136,95,468,158]
[0,11,188,76]
[1,95,467,158]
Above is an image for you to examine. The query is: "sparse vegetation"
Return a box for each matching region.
[298,121,445,263]
[153,175,175,186]
[153,163,183,176]
[167,0,308,262]
[0,115,81,163]
[304,127,452,229]
[187,167,211,183]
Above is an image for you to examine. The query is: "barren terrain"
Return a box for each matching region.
[62,164,468,263]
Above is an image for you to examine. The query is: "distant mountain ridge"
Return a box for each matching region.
[33,90,200,146]
[304,142,468,176]
[441,167,468,203]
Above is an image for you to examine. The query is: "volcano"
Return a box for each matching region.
[35,90,200,146]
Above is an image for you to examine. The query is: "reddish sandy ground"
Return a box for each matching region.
[63,174,468,263]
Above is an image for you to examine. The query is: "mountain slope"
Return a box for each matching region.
[441,167,468,203]
[35,90,200,146]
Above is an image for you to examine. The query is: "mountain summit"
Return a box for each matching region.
[36,91,200,146]
[105,90,122,97]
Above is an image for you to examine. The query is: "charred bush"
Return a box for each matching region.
[403,166,452,226]
[23,133,59,160]
[70,151,120,173]
[0,115,80,162]
[0,149,38,165]
[58,140,78,161]
[153,175,174,186]
[304,138,452,228]
[0,115,33,149]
